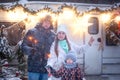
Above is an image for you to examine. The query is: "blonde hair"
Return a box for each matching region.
[41,15,52,24]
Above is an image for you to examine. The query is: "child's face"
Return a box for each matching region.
[66,58,73,64]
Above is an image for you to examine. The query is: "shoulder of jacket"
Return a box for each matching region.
[26,28,36,34]
[50,30,56,34]
[51,42,55,46]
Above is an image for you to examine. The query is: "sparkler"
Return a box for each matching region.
[28,36,38,53]
[28,35,51,58]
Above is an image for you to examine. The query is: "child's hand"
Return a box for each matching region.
[45,66,52,77]
[45,65,51,74]
[46,68,52,77]
[47,69,51,74]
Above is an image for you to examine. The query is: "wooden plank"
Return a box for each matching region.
[102,65,120,74]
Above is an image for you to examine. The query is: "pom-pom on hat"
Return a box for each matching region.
[65,51,77,62]
[57,24,68,34]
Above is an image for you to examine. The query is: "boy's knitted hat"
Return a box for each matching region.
[65,51,77,62]
[57,24,68,34]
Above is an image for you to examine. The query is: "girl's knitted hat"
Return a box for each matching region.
[65,51,77,62]
[57,24,68,34]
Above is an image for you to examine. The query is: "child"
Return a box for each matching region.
[46,51,84,80]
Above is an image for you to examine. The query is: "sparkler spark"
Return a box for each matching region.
[28,36,33,41]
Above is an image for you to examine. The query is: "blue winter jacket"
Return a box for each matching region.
[21,23,55,73]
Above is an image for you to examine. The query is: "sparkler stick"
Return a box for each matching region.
[28,36,38,53]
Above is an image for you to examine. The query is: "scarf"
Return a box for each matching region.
[64,62,77,69]
[59,40,69,53]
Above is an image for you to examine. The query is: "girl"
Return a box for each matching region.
[47,24,94,80]
[47,51,84,80]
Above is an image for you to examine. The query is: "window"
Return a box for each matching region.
[88,17,99,34]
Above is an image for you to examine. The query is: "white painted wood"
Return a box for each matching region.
[102,65,120,74]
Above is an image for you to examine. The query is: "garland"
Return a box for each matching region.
[0,2,120,15]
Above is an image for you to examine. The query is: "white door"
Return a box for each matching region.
[84,16,102,75]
